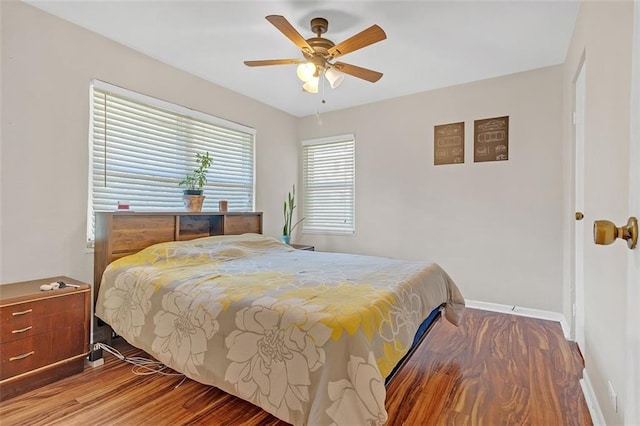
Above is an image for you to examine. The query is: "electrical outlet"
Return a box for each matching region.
[88,344,103,363]
[608,380,617,412]
[86,343,104,368]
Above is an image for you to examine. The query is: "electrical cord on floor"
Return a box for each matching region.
[95,342,187,388]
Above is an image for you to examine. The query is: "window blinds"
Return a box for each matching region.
[302,135,355,234]
[88,82,255,240]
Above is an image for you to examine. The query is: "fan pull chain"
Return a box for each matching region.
[316,75,324,125]
[321,71,327,106]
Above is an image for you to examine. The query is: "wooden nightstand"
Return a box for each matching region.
[0,276,91,401]
[290,244,315,251]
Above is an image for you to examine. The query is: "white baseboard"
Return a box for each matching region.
[580,368,606,426]
[559,317,571,340]
[465,299,571,339]
[465,300,514,314]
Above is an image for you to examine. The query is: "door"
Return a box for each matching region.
[574,59,586,354]
[625,3,639,423]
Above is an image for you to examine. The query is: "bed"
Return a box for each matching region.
[95,233,464,425]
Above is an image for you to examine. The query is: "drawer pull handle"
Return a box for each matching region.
[12,326,33,334]
[9,351,35,361]
[11,309,33,316]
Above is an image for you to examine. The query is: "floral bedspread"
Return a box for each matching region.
[95,234,464,425]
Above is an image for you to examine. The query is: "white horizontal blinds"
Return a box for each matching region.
[302,135,355,234]
[89,83,254,239]
[92,91,185,212]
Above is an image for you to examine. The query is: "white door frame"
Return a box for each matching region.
[625,2,639,424]
[573,56,587,354]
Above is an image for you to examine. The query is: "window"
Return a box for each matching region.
[302,134,355,234]
[88,80,255,243]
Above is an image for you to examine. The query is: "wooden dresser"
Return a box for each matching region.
[0,276,91,401]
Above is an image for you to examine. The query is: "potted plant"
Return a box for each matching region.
[282,184,304,244]
[179,151,212,212]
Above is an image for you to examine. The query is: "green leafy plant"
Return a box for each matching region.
[283,184,304,236]
[179,151,212,192]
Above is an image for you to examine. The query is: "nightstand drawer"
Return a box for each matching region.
[0,323,86,380]
[0,293,86,343]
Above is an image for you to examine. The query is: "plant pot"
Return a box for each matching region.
[183,189,204,196]
[183,194,205,212]
[281,235,291,244]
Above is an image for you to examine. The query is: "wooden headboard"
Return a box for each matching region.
[93,211,263,306]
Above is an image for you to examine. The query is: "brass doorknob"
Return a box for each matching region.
[576,212,584,221]
[593,217,638,249]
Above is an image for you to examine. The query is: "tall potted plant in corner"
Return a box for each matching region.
[282,184,304,244]
[179,151,212,212]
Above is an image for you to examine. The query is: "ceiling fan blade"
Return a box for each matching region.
[333,62,383,83]
[327,25,387,59]
[244,59,305,67]
[265,15,313,54]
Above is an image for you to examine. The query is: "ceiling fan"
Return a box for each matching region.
[244,15,387,93]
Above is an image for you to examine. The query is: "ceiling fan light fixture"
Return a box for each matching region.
[303,76,319,93]
[296,62,316,82]
[325,68,344,89]
[245,15,387,90]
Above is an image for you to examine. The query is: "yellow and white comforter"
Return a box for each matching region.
[95,234,464,426]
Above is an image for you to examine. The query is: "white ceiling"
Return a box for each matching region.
[26,1,579,117]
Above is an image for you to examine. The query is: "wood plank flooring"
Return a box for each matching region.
[0,308,591,425]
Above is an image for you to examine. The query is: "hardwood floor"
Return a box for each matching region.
[0,308,591,425]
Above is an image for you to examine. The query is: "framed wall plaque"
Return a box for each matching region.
[474,116,509,162]
[434,121,464,165]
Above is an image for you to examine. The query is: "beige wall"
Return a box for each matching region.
[296,66,565,313]
[3,0,636,420]
[563,2,634,424]
[0,1,298,284]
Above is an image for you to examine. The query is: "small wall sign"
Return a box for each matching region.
[434,121,465,165]
[474,116,509,162]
